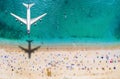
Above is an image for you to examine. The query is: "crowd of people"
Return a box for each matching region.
[0,48,120,79]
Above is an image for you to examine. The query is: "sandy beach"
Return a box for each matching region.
[0,44,120,79]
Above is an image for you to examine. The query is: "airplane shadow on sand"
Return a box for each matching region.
[18,40,41,59]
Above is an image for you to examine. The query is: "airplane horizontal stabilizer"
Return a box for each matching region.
[23,3,35,8]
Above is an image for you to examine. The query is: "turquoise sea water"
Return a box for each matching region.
[0,0,120,44]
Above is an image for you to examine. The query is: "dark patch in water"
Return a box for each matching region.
[0,21,26,39]
[114,22,120,39]
[0,1,6,11]
[71,35,77,38]
[52,0,56,1]
[64,0,69,5]
[58,36,64,39]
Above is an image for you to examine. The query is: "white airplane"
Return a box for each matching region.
[10,3,47,34]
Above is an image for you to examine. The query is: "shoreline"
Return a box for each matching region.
[0,42,120,52]
[0,38,120,52]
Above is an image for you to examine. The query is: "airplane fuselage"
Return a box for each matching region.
[27,6,31,33]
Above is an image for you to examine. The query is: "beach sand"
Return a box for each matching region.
[0,44,120,79]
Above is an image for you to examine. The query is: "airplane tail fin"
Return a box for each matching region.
[23,3,35,8]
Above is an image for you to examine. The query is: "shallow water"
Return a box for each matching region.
[0,0,120,44]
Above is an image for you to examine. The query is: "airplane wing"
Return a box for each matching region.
[11,13,27,24]
[18,46,28,52]
[30,13,47,25]
[31,46,41,53]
